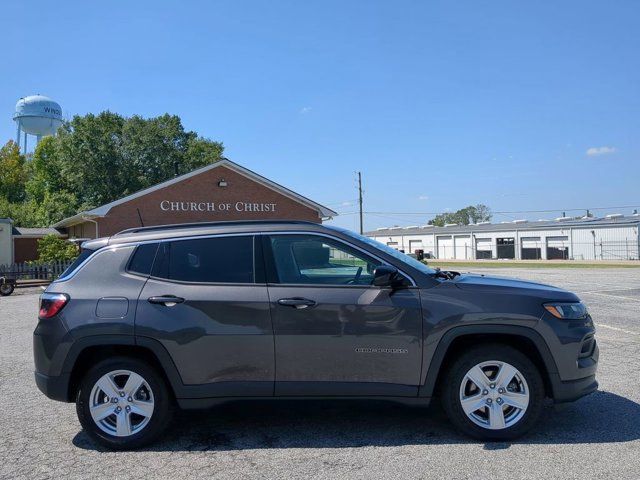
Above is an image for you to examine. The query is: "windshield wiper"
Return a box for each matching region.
[433,268,461,280]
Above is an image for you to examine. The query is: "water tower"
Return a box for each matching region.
[13,95,63,153]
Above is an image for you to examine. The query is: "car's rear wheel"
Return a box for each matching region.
[441,344,544,441]
[76,357,173,450]
[0,282,14,296]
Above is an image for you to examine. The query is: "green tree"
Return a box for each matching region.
[54,112,224,208]
[35,191,80,227]
[0,197,39,227]
[26,136,70,203]
[429,204,492,226]
[36,235,78,263]
[185,136,225,171]
[0,141,28,202]
[2,111,224,228]
[55,111,128,207]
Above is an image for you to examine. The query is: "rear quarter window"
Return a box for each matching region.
[58,248,95,280]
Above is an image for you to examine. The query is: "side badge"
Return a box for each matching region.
[355,347,408,354]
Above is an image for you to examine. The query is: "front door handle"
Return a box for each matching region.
[148,295,185,307]
[277,297,316,309]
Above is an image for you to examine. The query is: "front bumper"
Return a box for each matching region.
[34,371,71,402]
[550,334,599,403]
[549,373,598,403]
[537,311,599,402]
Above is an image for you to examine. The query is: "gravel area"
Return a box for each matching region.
[0,268,638,479]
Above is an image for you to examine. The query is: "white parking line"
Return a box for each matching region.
[578,287,640,294]
[579,291,640,302]
[595,323,640,335]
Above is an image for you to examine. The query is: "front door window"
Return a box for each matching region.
[268,235,380,286]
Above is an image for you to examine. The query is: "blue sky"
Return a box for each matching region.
[2,0,638,231]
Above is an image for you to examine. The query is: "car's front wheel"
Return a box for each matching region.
[76,357,173,450]
[441,344,544,441]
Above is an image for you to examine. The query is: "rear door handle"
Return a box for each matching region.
[148,295,185,307]
[277,297,316,309]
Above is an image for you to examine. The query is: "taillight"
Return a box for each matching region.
[39,293,69,319]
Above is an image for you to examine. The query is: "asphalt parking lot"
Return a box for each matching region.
[1,268,639,480]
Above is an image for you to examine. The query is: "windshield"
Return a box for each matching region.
[328,226,437,275]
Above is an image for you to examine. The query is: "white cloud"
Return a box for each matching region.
[341,201,352,206]
[418,195,429,201]
[586,146,617,156]
[299,106,312,114]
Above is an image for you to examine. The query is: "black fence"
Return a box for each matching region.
[0,260,74,281]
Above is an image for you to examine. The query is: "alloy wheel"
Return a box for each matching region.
[458,360,530,430]
[89,369,155,437]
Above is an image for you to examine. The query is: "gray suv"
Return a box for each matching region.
[34,221,598,449]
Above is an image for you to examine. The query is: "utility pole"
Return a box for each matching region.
[357,171,364,234]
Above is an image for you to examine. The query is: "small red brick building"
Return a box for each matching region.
[13,227,66,263]
[53,159,337,240]
[0,221,66,266]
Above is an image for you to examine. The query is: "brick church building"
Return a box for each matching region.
[53,159,337,240]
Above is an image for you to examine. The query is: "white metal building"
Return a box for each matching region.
[366,214,640,261]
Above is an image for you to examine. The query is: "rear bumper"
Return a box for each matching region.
[34,371,71,402]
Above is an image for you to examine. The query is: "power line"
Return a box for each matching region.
[357,205,640,216]
[323,199,359,207]
[366,212,429,225]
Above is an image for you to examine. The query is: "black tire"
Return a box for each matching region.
[0,283,14,296]
[76,356,173,450]
[440,344,545,441]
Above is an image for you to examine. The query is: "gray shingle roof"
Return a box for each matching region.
[12,227,63,237]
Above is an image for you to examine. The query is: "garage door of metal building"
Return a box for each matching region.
[475,238,492,259]
[408,239,423,255]
[546,236,569,260]
[454,235,471,259]
[437,236,454,259]
[521,237,541,260]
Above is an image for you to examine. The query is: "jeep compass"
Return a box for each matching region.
[33,221,598,449]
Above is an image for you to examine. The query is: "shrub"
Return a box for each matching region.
[37,235,78,263]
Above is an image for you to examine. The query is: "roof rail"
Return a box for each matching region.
[113,220,318,236]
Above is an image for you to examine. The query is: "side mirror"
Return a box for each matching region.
[373,265,400,287]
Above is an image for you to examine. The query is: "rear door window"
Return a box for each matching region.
[152,236,255,283]
[127,243,159,276]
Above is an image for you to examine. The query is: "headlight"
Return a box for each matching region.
[544,302,588,319]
